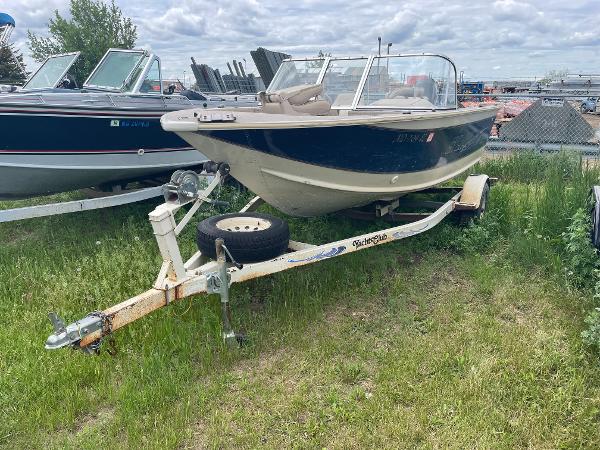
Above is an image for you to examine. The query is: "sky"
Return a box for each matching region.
[3,0,600,82]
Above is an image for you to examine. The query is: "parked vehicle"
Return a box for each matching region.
[581,97,598,114]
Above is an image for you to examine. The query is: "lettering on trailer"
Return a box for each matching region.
[352,233,388,249]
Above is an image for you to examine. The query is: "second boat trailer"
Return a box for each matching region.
[45,165,491,353]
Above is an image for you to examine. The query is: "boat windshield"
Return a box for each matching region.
[358,55,457,109]
[267,60,325,92]
[84,50,146,91]
[23,53,80,90]
[321,58,369,107]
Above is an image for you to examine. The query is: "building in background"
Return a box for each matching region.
[250,47,291,89]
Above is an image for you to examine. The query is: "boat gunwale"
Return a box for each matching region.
[162,105,499,131]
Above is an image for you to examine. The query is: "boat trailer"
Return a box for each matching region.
[45,166,491,353]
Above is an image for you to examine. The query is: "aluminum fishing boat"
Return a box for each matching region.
[162,53,498,216]
[0,49,257,198]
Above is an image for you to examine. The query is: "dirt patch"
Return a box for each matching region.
[583,113,600,131]
[74,406,114,435]
[5,228,35,245]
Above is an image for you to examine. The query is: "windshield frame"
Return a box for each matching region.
[356,54,458,111]
[83,49,149,92]
[22,52,81,91]
[266,57,329,93]
[268,53,458,111]
[319,56,371,109]
[131,55,163,94]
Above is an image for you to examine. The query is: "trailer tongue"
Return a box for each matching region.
[45,166,490,353]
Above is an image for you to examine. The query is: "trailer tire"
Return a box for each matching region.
[591,187,600,250]
[196,213,289,263]
[460,183,489,225]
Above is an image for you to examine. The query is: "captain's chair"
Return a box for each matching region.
[259,84,331,115]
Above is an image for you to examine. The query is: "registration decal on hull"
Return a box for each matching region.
[110,119,150,128]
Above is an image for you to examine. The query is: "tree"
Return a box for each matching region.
[307,50,332,68]
[27,0,137,85]
[0,44,28,84]
[538,69,569,85]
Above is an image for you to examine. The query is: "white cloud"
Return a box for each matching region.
[3,0,600,79]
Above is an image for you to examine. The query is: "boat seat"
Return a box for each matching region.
[331,92,356,107]
[259,84,331,115]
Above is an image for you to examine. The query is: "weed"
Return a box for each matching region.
[562,208,598,289]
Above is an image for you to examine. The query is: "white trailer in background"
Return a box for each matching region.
[0,187,165,223]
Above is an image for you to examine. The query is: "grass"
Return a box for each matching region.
[2,151,600,448]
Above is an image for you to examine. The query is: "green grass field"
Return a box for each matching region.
[2,152,600,448]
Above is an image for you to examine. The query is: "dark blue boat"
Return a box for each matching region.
[0,49,257,198]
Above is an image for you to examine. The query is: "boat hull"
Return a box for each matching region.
[0,105,207,198]
[0,150,204,199]
[171,108,496,216]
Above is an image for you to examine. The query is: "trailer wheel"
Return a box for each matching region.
[196,213,289,263]
[460,183,489,225]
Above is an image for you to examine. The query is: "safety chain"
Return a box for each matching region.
[86,310,117,356]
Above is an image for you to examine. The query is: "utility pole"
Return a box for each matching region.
[378,37,381,56]
[386,43,392,75]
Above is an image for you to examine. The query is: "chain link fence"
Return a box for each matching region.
[461,94,600,158]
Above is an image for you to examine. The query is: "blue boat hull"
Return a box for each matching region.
[0,107,206,198]
[0,109,190,153]
[195,117,494,174]
[170,107,497,216]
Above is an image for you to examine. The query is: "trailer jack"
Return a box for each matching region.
[207,238,247,347]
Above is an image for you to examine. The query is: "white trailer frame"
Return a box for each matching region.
[45,171,490,352]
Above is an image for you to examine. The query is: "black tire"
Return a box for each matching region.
[459,183,490,225]
[196,212,289,263]
[591,187,600,250]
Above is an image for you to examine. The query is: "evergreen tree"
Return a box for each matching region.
[0,44,28,84]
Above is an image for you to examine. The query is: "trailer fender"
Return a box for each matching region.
[456,174,490,210]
